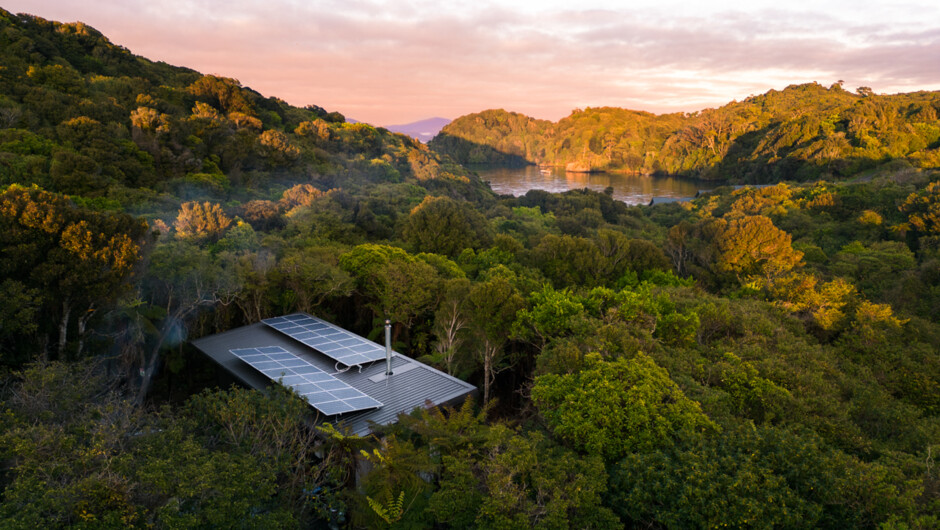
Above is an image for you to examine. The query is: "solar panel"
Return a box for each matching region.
[262,314,387,367]
[230,346,383,415]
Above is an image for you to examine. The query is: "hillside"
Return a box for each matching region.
[0,8,487,208]
[431,83,940,182]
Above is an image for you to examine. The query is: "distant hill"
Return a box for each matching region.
[0,9,485,205]
[430,84,940,182]
[384,117,451,143]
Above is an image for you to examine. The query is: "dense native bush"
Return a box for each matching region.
[1,9,938,528]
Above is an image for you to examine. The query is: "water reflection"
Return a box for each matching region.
[474,165,717,206]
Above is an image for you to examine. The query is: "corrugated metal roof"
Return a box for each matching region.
[648,196,692,206]
[191,316,478,436]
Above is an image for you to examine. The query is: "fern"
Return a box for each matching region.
[367,490,406,525]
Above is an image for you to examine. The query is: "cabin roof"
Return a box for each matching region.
[191,315,477,436]
[648,196,692,206]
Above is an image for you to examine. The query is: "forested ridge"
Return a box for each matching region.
[430,84,940,182]
[1,9,939,529]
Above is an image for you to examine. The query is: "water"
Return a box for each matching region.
[473,165,717,206]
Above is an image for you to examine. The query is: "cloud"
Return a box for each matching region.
[4,0,940,123]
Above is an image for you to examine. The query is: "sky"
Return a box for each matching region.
[5,0,940,125]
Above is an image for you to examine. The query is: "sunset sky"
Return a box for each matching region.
[5,0,940,125]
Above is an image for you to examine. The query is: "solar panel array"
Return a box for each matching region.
[262,314,387,367]
[230,346,383,415]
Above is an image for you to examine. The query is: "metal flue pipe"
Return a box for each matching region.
[384,319,393,376]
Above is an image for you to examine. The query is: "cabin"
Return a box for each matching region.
[192,313,477,436]
[648,196,692,206]
[653,184,776,205]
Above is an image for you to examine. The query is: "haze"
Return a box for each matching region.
[6,0,940,125]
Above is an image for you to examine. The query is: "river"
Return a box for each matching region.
[472,165,717,206]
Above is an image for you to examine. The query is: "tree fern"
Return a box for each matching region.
[366,490,405,526]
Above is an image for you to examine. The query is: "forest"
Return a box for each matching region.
[1,8,939,529]
[430,85,940,182]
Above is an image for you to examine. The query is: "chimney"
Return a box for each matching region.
[384,319,393,376]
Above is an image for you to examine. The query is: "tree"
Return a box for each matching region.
[0,185,145,362]
[843,300,907,350]
[294,119,332,142]
[356,435,435,528]
[258,129,300,165]
[0,279,41,364]
[623,238,671,275]
[276,246,354,315]
[831,240,916,301]
[174,201,232,240]
[403,195,492,257]
[665,221,696,277]
[181,384,326,519]
[237,199,283,231]
[608,424,922,529]
[339,244,440,334]
[765,273,856,331]
[464,277,525,404]
[530,234,604,287]
[279,183,329,210]
[186,75,255,115]
[593,229,633,279]
[430,426,621,529]
[711,215,803,281]
[0,362,333,527]
[728,183,795,217]
[384,401,621,529]
[512,286,590,350]
[531,353,715,460]
[231,249,276,323]
[136,239,240,403]
[429,278,471,376]
[900,180,940,234]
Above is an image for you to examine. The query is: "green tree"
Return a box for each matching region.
[765,272,856,331]
[356,435,435,528]
[186,75,255,115]
[403,195,492,257]
[464,277,525,404]
[0,185,145,362]
[258,129,300,165]
[530,234,604,287]
[512,286,590,350]
[276,246,354,314]
[900,180,940,234]
[531,353,715,460]
[0,362,331,528]
[387,401,621,529]
[609,424,924,529]
[0,279,41,364]
[339,244,440,333]
[432,427,620,529]
[429,278,471,376]
[137,239,240,403]
[712,215,803,281]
